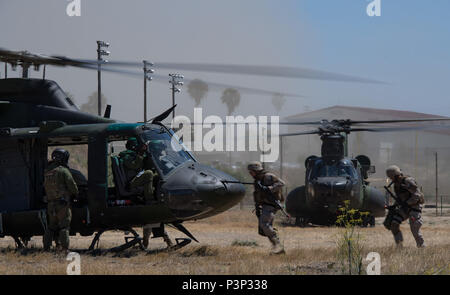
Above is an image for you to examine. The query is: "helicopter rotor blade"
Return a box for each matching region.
[279,130,321,137]
[45,53,385,84]
[349,118,450,125]
[70,63,306,98]
[350,124,450,133]
[72,58,385,84]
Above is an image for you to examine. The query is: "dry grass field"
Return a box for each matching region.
[0,207,449,275]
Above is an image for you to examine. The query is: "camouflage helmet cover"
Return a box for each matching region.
[386,165,402,178]
[248,161,263,172]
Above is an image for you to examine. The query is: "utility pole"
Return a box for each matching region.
[143,60,154,122]
[97,40,110,116]
[280,135,284,181]
[435,152,438,216]
[169,73,184,121]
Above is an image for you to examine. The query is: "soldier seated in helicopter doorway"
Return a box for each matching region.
[43,148,79,253]
[248,161,286,255]
[119,137,155,204]
[141,140,174,248]
[385,165,425,248]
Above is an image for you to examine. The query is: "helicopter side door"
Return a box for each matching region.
[0,138,47,212]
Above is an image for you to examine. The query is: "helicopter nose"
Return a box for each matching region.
[197,179,246,214]
[314,177,351,202]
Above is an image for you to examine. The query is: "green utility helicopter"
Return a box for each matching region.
[0,47,385,251]
[282,119,450,226]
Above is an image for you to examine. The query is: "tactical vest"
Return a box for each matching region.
[44,165,72,201]
[394,177,425,206]
[253,172,284,206]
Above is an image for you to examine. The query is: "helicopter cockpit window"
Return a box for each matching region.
[312,161,357,179]
[141,127,194,176]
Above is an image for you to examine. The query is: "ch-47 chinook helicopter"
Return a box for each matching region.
[283,118,450,226]
[0,47,385,251]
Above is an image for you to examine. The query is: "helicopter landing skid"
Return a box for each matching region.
[12,236,30,249]
[88,228,145,252]
[168,238,192,251]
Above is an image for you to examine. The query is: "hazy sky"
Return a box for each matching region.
[1,0,449,122]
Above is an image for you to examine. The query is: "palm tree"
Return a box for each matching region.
[220,88,241,115]
[271,93,286,113]
[187,79,209,107]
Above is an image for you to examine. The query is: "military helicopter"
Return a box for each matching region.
[282,118,450,226]
[0,47,386,250]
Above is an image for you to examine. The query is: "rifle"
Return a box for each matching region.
[384,184,411,211]
[222,180,290,217]
[256,181,289,217]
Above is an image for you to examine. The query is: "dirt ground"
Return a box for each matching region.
[0,207,449,275]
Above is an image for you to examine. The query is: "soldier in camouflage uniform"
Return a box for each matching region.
[142,224,173,249]
[385,165,425,248]
[119,137,155,204]
[43,149,78,252]
[248,161,286,254]
[142,140,173,248]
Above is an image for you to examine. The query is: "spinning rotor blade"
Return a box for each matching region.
[350,124,450,133]
[71,63,306,98]
[75,59,385,84]
[45,52,384,84]
[280,130,321,137]
[349,118,450,125]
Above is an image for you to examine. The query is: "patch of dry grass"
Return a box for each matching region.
[0,208,449,275]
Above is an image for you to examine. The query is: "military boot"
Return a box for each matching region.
[164,235,174,248]
[269,236,285,255]
[142,227,151,249]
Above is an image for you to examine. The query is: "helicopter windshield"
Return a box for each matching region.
[312,160,357,179]
[141,126,194,176]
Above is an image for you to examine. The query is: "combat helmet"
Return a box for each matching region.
[126,137,139,150]
[51,148,70,166]
[386,165,402,178]
[248,161,264,172]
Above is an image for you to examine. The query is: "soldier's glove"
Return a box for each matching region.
[256,181,271,194]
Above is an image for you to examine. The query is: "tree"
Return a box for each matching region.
[187,79,209,107]
[220,88,241,115]
[271,93,286,113]
[81,91,107,115]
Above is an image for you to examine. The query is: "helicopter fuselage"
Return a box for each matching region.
[285,134,386,226]
[0,78,245,241]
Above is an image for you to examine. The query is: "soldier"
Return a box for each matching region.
[142,224,173,249]
[141,140,174,248]
[119,137,155,204]
[385,165,425,248]
[43,148,78,252]
[248,161,286,254]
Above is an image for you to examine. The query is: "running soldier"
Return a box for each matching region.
[248,161,286,254]
[385,165,425,248]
